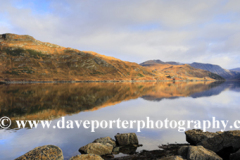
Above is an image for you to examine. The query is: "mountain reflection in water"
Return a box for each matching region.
[0,81,225,126]
[1,81,240,160]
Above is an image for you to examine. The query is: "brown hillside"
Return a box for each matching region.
[0,33,223,82]
[0,33,158,81]
[145,63,224,81]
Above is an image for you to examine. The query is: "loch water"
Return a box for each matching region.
[0,81,240,159]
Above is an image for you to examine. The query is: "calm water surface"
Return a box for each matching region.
[0,81,240,160]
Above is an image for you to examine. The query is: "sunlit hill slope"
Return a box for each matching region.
[0,33,224,82]
[140,61,224,81]
[0,33,158,82]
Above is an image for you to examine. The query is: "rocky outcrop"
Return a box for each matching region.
[114,133,139,146]
[0,33,35,42]
[178,145,222,160]
[78,133,140,159]
[185,129,219,145]
[185,129,240,153]
[19,130,240,160]
[69,154,103,160]
[15,145,63,160]
[93,137,116,147]
[79,143,113,156]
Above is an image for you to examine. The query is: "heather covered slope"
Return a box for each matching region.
[140,62,224,81]
[0,33,156,82]
[141,59,240,80]
[0,33,224,82]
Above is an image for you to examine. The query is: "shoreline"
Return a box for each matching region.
[0,79,223,84]
[14,130,240,160]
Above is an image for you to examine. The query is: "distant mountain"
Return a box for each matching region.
[141,59,240,80]
[231,68,240,72]
[140,59,181,66]
[189,62,240,80]
[140,60,166,66]
[166,61,182,65]
[140,62,224,81]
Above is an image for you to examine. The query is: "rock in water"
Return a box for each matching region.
[119,146,137,154]
[185,129,217,145]
[114,133,139,146]
[230,149,240,160]
[93,137,116,147]
[179,145,222,160]
[79,143,113,156]
[15,145,63,160]
[185,129,240,153]
[69,154,103,160]
[157,156,184,160]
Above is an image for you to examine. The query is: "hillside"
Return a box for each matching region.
[141,59,239,80]
[140,61,224,81]
[0,33,224,82]
[189,62,240,80]
[231,68,240,72]
[0,33,158,82]
[140,59,181,66]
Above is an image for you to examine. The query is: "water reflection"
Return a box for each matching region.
[0,81,224,125]
[0,81,239,160]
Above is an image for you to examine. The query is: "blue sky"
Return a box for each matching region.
[1,0,240,69]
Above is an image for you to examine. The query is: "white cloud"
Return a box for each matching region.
[0,0,240,68]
